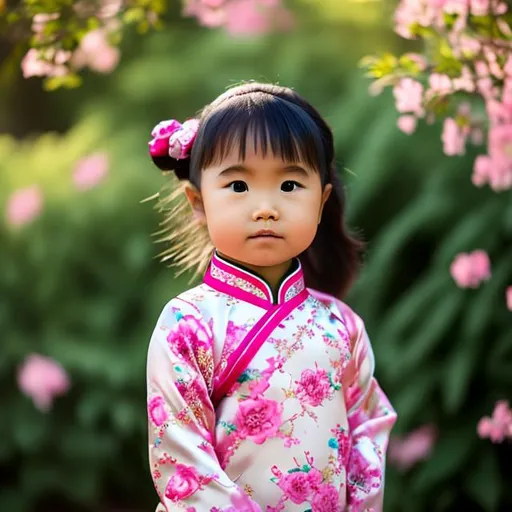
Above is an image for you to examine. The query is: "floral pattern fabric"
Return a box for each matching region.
[147,253,397,511]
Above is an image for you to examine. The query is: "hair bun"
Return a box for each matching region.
[150,154,191,180]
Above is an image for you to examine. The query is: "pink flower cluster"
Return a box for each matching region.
[388,424,437,471]
[21,5,122,79]
[477,400,512,443]
[17,354,70,412]
[4,153,109,229]
[449,249,491,288]
[391,0,512,191]
[183,0,293,36]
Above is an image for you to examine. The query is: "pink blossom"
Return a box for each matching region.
[453,66,476,93]
[429,73,452,95]
[477,400,512,443]
[504,55,512,77]
[73,152,109,190]
[486,100,512,125]
[17,354,70,412]
[183,0,226,28]
[234,397,282,444]
[225,0,271,35]
[393,78,424,116]
[148,395,168,426]
[295,368,331,407]
[403,52,427,71]
[450,249,491,288]
[472,155,492,187]
[457,36,481,57]
[502,79,512,105]
[472,154,512,191]
[72,29,120,74]
[6,185,43,227]
[442,117,467,155]
[311,483,341,512]
[21,48,70,78]
[507,286,512,311]
[489,123,512,158]
[388,424,437,471]
[397,115,417,134]
[470,0,490,15]
[165,464,201,501]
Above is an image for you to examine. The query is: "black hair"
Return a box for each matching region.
[150,82,364,299]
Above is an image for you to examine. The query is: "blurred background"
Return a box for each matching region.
[1,1,511,511]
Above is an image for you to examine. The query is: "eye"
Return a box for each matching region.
[229,181,248,193]
[281,181,303,192]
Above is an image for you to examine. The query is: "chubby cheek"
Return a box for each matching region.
[288,216,319,252]
[203,202,245,252]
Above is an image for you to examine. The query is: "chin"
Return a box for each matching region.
[242,252,295,269]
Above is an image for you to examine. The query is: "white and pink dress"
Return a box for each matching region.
[146,252,397,512]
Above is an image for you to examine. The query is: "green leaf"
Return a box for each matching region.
[464,448,501,511]
[412,424,474,491]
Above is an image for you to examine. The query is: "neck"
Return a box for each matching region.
[217,252,293,294]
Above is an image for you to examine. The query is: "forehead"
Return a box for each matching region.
[209,135,300,166]
[202,128,312,169]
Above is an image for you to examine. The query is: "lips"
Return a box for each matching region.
[249,229,282,238]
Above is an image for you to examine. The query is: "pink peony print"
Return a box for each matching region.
[6,185,43,227]
[227,488,263,511]
[507,286,512,311]
[278,471,313,504]
[17,353,70,412]
[347,448,382,498]
[311,484,341,512]
[165,464,201,502]
[167,314,212,361]
[148,395,168,426]
[295,368,331,407]
[234,397,282,444]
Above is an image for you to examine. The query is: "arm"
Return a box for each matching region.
[338,302,397,512]
[147,299,262,512]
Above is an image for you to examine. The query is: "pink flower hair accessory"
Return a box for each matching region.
[148,118,200,160]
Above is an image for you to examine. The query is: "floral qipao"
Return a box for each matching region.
[147,253,397,512]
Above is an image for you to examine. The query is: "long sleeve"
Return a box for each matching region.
[146,299,262,512]
[338,302,397,512]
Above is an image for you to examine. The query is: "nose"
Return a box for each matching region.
[252,202,280,222]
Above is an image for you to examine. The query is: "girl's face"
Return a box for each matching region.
[186,139,332,278]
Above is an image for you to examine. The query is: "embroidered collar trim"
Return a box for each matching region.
[203,252,306,308]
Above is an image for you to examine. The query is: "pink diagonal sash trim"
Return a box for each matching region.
[211,288,309,407]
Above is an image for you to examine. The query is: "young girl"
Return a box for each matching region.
[146,82,397,512]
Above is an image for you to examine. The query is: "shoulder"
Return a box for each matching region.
[307,288,365,339]
[156,283,214,323]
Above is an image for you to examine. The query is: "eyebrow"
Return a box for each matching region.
[218,164,311,178]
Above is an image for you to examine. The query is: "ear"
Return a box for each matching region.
[184,185,206,225]
[318,183,332,224]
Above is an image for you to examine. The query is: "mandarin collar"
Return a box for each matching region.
[203,252,306,308]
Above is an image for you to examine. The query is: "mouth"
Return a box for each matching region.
[249,229,283,239]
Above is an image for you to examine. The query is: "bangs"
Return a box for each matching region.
[191,92,327,177]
